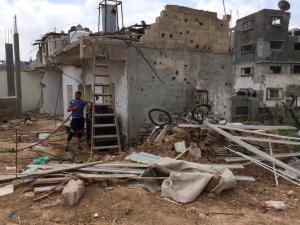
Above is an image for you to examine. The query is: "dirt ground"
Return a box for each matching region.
[0,117,300,225]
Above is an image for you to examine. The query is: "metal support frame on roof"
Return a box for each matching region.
[98,0,124,33]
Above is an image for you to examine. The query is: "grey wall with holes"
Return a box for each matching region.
[126,46,233,142]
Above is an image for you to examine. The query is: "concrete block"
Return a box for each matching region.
[156,16,174,25]
[165,5,179,12]
[59,179,85,206]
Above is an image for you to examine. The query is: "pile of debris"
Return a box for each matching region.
[0,148,256,206]
[1,114,300,210]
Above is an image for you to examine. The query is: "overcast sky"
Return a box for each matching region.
[0,0,299,61]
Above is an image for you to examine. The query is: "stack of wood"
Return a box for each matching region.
[1,161,150,205]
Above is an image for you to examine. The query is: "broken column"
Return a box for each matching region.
[5,43,15,96]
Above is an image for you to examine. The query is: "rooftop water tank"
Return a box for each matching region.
[101,4,117,33]
[69,24,91,43]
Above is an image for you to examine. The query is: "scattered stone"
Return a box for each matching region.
[263,200,287,211]
[23,191,35,197]
[0,124,9,131]
[103,154,114,161]
[25,120,33,125]
[174,141,186,153]
[207,193,217,199]
[189,142,201,158]
[287,190,295,197]
[93,213,99,218]
[59,179,85,206]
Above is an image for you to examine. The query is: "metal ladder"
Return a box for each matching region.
[91,50,122,158]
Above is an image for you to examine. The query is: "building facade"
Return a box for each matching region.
[31,5,234,146]
[233,9,300,108]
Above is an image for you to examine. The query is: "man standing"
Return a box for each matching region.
[66,91,86,150]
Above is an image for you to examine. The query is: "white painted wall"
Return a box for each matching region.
[0,68,41,112]
[40,69,64,115]
[60,65,82,119]
[21,70,41,112]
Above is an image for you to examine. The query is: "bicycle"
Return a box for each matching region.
[148,104,212,127]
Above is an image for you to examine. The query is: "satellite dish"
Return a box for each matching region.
[278,0,290,11]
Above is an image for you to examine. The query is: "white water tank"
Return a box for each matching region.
[69,25,90,43]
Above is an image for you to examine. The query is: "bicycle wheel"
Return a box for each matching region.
[148,108,172,127]
[192,104,211,123]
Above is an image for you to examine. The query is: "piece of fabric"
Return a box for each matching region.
[147,157,237,203]
[69,99,86,118]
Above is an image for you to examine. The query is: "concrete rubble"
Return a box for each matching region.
[59,179,85,206]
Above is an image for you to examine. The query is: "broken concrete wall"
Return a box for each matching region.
[127,46,232,141]
[141,5,230,53]
[233,9,300,107]
[234,63,300,107]
[0,65,41,113]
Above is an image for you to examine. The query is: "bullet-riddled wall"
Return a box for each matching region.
[126,46,233,141]
[141,5,231,53]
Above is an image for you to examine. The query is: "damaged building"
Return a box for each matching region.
[232,2,300,119]
[32,4,233,148]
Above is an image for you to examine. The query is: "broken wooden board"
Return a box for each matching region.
[77,173,139,179]
[225,151,300,162]
[216,125,300,141]
[218,124,297,131]
[204,121,300,177]
[13,161,103,177]
[236,136,300,145]
[34,184,65,193]
[31,177,71,185]
[125,152,161,165]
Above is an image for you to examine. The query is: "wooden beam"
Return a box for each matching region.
[217,125,300,141]
[225,151,300,162]
[204,121,300,177]
[236,136,300,145]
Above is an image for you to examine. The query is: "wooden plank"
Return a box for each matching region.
[225,147,300,186]
[31,177,71,185]
[233,176,256,182]
[237,136,300,145]
[77,167,145,174]
[26,162,148,169]
[34,184,65,193]
[208,164,244,169]
[204,121,300,177]
[217,125,300,141]
[77,173,139,179]
[3,161,103,177]
[218,124,297,131]
[225,152,300,162]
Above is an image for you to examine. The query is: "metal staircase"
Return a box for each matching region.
[91,50,121,158]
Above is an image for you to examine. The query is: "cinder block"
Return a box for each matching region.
[156,16,177,25]
[59,179,85,206]
[165,5,179,12]
[151,24,177,33]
